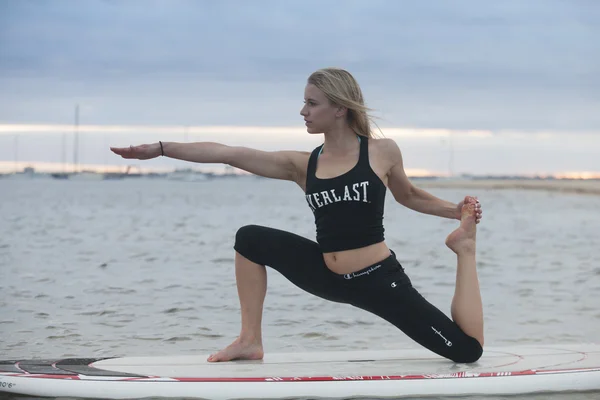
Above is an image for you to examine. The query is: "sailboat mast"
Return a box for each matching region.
[73,104,79,173]
[61,132,67,172]
[14,134,19,172]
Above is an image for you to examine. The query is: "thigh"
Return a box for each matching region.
[233,224,348,303]
[350,262,482,363]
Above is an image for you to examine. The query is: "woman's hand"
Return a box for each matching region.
[457,196,482,223]
[110,143,162,160]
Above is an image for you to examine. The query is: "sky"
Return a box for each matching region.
[0,0,599,176]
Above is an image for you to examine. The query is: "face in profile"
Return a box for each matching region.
[300,84,341,134]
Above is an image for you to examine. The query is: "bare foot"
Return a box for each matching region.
[207,337,264,362]
[446,202,477,255]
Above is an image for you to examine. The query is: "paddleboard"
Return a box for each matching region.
[1,344,599,399]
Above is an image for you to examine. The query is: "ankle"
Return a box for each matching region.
[456,242,476,256]
[238,332,262,345]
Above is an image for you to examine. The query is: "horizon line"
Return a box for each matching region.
[0,123,491,138]
[2,161,600,180]
[1,123,598,138]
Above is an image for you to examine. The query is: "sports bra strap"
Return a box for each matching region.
[317,135,362,158]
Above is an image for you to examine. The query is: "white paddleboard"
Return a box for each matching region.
[1,344,599,399]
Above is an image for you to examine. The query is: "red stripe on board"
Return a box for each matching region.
[3,367,599,382]
[172,367,600,382]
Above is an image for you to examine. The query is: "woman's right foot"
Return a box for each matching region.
[207,337,264,362]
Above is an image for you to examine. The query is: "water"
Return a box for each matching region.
[1,177,599,399]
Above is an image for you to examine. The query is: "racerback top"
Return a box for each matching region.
[305,135,387,252]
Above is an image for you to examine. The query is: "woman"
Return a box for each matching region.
[111,67,484,364]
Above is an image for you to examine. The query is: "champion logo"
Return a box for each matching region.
[341,264,382,280]
[391,282,397,288]
[431,326,453,347]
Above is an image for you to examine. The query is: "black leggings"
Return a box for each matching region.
[234,224,483,363]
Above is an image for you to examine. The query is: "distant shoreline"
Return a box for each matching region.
[413,178,600,195]
[2,168,600,195]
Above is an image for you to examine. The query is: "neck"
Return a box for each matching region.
[322,126,360,157]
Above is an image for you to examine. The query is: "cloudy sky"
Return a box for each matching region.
[0,0,598,176]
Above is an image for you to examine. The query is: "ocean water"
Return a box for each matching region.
[1,177,599,400]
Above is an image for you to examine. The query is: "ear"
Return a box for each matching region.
[335,106,347,118]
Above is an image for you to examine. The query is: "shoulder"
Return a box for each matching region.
[288,150,312,162]
[369,137,403,164]
[285,150,312,172]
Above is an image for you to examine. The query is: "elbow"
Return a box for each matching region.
[219,144,236,166]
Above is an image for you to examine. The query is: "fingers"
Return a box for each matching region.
[464,196,479,206]
[465,195,482,223]
[465,195,479,204]
[109,146,135,159]
[110,146,128,153]
[110,147,127,156]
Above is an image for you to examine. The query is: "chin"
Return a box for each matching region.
[306,127,323,134]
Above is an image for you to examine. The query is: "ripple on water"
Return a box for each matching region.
[302,332,339,340]
[77,310,118,316]
[274,318,301,326]
[47,333,82,340]
[95,322,126,328]
[164,336,192,342]
[136,278,156,284]
[163,307,196,314]
[162,284,182,290]
[131,335,163,341]
[211,257,234,264]
[191,332,225,339]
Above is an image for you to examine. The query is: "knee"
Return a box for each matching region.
[452,341,483,363]
[234,225,266,262]
[235,225,263,247]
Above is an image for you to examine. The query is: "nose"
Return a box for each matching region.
[300,104,308,117]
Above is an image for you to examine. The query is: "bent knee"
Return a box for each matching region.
[234,224,269,264]
[235,224,263,244]
[452,340,483,363]
[234,224,263,250]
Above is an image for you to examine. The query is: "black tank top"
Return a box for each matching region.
[305,135,387,252]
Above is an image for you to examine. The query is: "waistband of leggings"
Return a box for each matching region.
[335,250,397,281]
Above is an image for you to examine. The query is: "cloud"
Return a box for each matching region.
[0,0,599,131]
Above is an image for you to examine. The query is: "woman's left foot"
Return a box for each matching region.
[446,202,477,255]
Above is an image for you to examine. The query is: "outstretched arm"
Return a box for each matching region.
[382,139,481,222]
[110,141,308,184]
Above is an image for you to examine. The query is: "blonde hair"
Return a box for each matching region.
[307,67,382,138]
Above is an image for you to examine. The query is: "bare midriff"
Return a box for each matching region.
[323,241,391,274]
